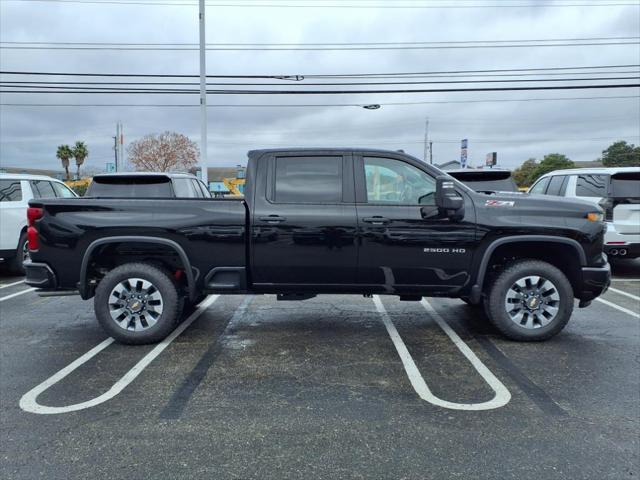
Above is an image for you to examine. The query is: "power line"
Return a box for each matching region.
[2,39,638,50]
[2,64,638,79]
[2,94,638,107]
[2,83,638,94]
[3,36,638,46]
[3,76,638,88]
[1,0,638,8]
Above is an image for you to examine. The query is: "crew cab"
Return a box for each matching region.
[24,149,611,344]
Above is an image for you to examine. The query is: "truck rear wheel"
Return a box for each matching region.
[485,259,574,341]
[94,263,181,345]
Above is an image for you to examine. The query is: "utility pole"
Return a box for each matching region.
[429,140,433,165]
[199,0,209,185]
[423,117,429,163]
[115,123,120,171]
[118,122,124,171]
[112,135,118,171]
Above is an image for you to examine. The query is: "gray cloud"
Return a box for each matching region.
[1,0,639,173]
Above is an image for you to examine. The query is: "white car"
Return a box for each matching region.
[529,167,640,259]
[0,173,77,274]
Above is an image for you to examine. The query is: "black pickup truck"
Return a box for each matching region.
[24,148,610,344]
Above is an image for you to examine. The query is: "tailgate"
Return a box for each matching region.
[611,172,640,235]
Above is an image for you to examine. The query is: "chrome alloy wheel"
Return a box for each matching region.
[504,275,560,329]
[108,278,164,331]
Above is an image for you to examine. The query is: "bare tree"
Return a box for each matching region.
[128,131,199,172]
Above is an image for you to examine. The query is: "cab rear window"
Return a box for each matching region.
[87,176,173,197]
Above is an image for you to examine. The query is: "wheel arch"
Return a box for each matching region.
[470,235,586,302]
[79,236,196,301]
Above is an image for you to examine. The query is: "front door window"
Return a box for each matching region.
[364,157,436,205]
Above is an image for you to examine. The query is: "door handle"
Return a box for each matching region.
[258,215,286,224]
[362,216,390,225]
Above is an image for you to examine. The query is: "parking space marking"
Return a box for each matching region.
[19,295,220,415]
[160,295,253,419]
[0,287,36,303]
[0,279,25,289]
[596,297,640,319]
[611,278,640,282]
[607,286,640,301]
[373,296,511,411]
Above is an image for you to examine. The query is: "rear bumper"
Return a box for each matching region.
[24,261,57,289]
[578,262,611,303]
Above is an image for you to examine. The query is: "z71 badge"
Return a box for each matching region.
[485,200,515,207]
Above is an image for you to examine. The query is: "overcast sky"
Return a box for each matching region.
[0,0,639,173]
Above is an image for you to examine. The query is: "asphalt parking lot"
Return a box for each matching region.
[1,262,638,480]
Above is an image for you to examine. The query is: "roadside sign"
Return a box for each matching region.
[485,152,497,167]
[106,162,116,173]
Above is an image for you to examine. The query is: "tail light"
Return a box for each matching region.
[27,207,43,251]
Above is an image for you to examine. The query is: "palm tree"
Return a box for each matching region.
[56,144,73,180]
[73,141,89,179]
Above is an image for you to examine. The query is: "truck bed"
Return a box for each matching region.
[28,197,248,293]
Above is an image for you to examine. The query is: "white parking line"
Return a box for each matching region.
[611,279,640,282]
[0,280,25,290]
[0,288,36,303]
[19,295,220,415]
[596,297,640,319]
[607,286,640,302]
[373,296,511,411]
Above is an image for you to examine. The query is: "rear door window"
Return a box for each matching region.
[576,174,608,197]
[31,180,57,198]
[274,156,343,203]
[0,180,22,202]
[546,175,568,196]
[529,177,550,194]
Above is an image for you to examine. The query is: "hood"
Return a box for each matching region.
[476,191,602,218]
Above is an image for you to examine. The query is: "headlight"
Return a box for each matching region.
[586,212,604,222]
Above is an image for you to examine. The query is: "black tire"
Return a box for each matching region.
[485,259,574,342]
[94,263,181,345]
[7,232,28,275]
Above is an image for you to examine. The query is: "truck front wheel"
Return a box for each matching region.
[485,259,574,341]
[94,263,181,345]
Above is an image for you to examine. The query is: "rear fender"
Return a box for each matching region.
[79,236,196,301]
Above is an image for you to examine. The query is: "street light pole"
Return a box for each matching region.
[199,0,208,185]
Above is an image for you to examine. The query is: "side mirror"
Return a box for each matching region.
[435,176,464,219]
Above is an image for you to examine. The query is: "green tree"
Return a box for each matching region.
[56,144,73,180]
[600,140,640,167]
[531,153,574,182]
[512,158,538,187]
[72,141,89,179]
